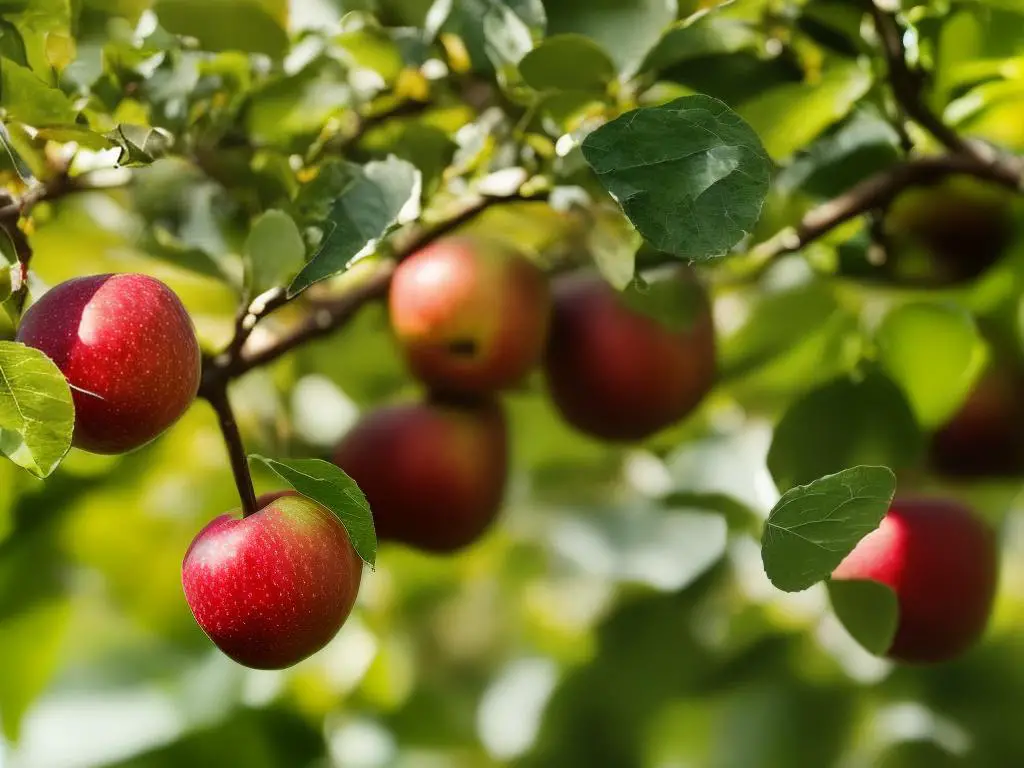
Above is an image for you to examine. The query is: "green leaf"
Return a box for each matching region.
[588,205,642,289]
[105,124,172,167]
[0,598,71,741]
[721,283,841,379]
[768,370,923,492]
[245,210,306,295]
[153,0,289,57]
[0,56,77,126]
[519,34,616,92]
[0,341,74,479]
[545,0,676,74]
[289,156,420,296]
[877,302,986,428]
[620,270,706,333]
[430,0,545,72]
[761,465,896,593]
[738,61,873,161]
[827,578,899,656]
[249,455,377,566]
[245,59,352,146]
[639,16,760,74]
[581,95,772,261]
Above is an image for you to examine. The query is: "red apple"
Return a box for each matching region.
[332,397,508,553]
[389,236,550,394]
[543,270,716,441]
[929,367,1024,478]
[831,497,998,664]
[16,273,201,454]
[182,491,362,669]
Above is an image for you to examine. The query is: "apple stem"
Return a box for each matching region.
[206,387,259,517]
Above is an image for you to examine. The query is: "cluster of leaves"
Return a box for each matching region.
[1,0,1024,766]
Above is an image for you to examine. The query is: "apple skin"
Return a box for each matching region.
[16,273,201,454]
[873,177,1013,287]
[389,237,550,395]
[332,397,508,553]
[832,497,998,664]
[543,270,716,442]
[182,492,362,670]
[929,368,1024,479]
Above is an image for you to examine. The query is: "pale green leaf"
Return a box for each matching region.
[0,341,74,478]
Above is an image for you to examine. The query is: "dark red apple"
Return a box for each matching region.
[182,491,362,670]
[332,396,507,553]
[831,497,998,664]
[929,367,1024,478]
[389,236,550,394]
[16,273,201,454]
[543,269,716,441]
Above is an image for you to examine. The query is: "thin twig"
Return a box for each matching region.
[201,187,549,389]
[234,258,396,375]
[752,154,1024,262]
[866,2,977,158]
[205,386,258,517]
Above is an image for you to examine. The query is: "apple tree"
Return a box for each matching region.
[1,0,1024,766]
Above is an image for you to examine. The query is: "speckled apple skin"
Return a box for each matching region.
[16,273,201,454]
[832,497,998,664]
[332,398,508,553]
[389,237,551,395]
[543,271,716,442]
[182,493,363,670]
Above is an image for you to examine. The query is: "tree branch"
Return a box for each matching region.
[205,386,258,517]
[752,154,1024,262]
[202,187,549,388]
[867,2,977,158]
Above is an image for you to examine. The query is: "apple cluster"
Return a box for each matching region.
[13,232,1003,669]
[332,236,719,554]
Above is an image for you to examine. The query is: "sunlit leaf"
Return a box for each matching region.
[877,302,986,428]
[245,210,306,294]
[289,156,420,296]
[154,0,289,57]
[519,34,616,92]
[0,56,77,126]
[0,341,74,478]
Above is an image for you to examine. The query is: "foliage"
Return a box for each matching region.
[1,0,1024,766]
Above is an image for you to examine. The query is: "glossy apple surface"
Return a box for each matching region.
[16,273,201,454]
[182,492,362,669]
[332,397,508,553]
[543,270,716,441]
[389,237,550,394]
[832,497,998,664]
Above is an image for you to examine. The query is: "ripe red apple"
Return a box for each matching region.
[332,397,508,553]
[16,273,201,454]
[389,236,550,394]
[929,367,1024,478]
[182,491,362,670]
[543,270,716,441]
[831,497,998,664]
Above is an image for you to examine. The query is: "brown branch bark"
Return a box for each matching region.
[753,155,1024,261]
[205,386,258,517]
